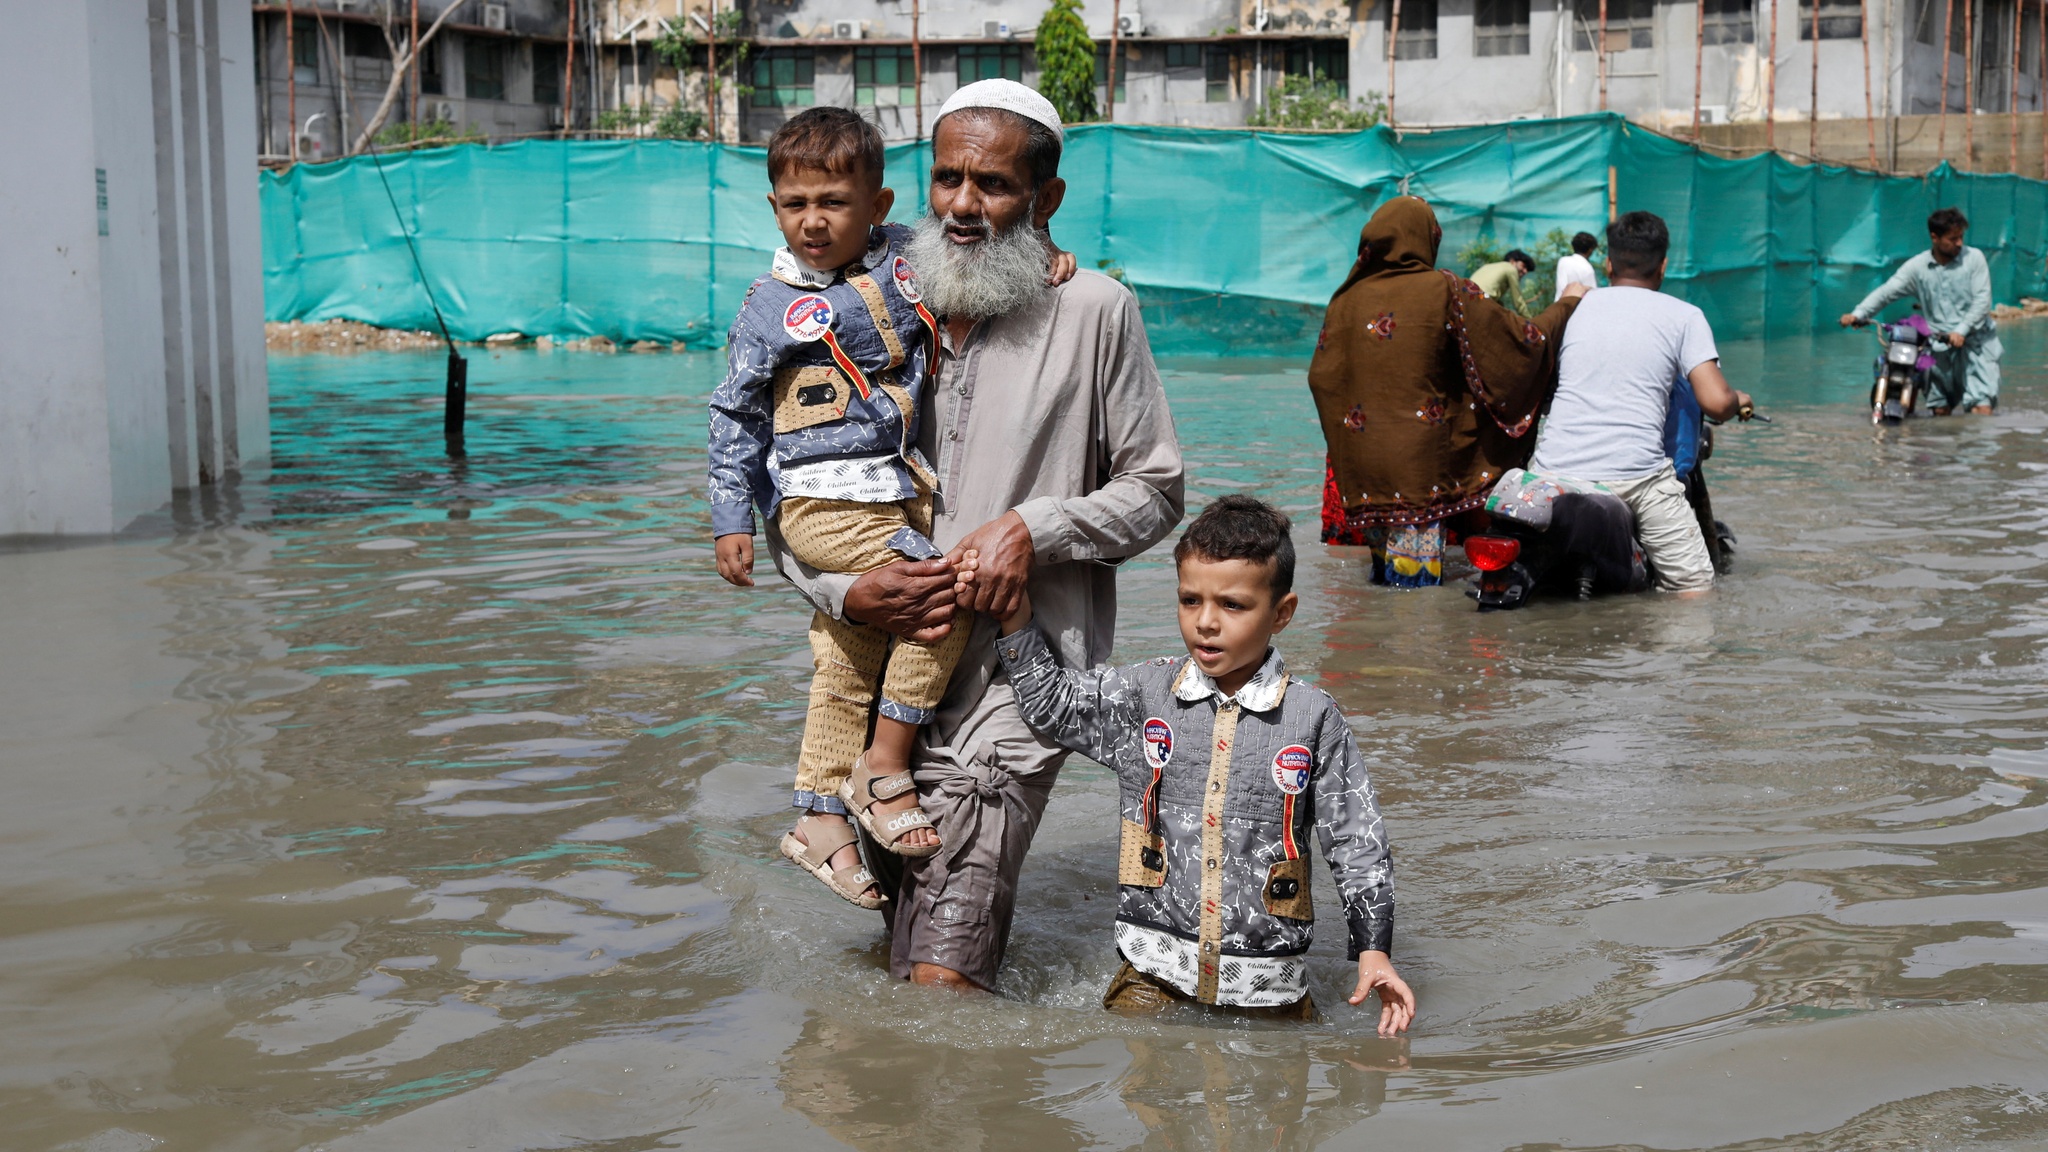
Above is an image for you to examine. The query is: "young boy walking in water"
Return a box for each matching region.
[708,108,1072,908]
[990,496,1415,1030]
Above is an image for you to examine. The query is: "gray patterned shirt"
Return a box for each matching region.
[705,224,936,539]
[997,624,1395,1007]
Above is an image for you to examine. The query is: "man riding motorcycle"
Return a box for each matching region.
[1520,211,1751,593]
[1838,207,2000,416]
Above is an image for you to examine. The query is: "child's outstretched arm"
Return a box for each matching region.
[707,318,777,588]
[1349,950,1416,1037]
[1311,702,1409,1036]
[991,585,1136,766]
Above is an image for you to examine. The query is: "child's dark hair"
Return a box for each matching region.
[1927,206,1968,235]
[1174,496,1295,597]
[1605,210,1670,279]
[1571,230,1600,256]
[767,107,885,189]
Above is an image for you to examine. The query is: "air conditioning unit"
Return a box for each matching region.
[1698,104,1727,125]
[1117,11,1145,35]
[481,3,508,31]
[429,100,455,122]
[983,19,1012,38]
[835,19,863,39]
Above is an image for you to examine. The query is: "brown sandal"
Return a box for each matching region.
[779,816,885,909]
[839,755,942,859]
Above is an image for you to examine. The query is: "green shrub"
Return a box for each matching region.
[1246,73,1384,132]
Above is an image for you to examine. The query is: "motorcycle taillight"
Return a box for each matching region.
[1465,535,1522,572]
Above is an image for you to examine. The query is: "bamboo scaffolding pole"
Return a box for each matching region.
[912,0,923,141]
[1599,0,1610,110]
[2040,0,2045,178]
[1863,0,1877,165]
[1966,0,1976,166]
[564,0,578,138]
[1108,0,1122,122]
[1768,0,1779,149]
[1811,0,1821,157]
[287,3,298,161]
[410,0,419,132]
[1941,0,1954,154]
[1388,0,1402,128]
[2011,0,2022,170]
[1694,0,1705,138]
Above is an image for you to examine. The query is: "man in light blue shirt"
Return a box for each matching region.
[1840,207,2002,414]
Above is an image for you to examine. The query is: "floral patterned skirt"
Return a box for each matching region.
[1320,459,1445,587]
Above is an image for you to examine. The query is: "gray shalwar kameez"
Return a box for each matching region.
[768,268,1185,988]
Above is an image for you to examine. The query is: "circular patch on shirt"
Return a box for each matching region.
[891,255,922,303]
[1142,718,1174,770]
[782,294,834,342]
[1271,745,1312,795]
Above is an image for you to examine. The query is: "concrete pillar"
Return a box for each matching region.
[0,0,268,537]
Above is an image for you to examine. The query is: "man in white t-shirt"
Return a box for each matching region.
[1528,212,1751,591]
[1552,231,1600,301]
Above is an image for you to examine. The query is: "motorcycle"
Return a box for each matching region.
[1465,400,1759,611]
[1865,312,1934,424]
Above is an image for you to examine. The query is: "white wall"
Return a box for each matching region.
[0,0,266,536]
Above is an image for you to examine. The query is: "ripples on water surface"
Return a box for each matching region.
[7,330,2048,1151]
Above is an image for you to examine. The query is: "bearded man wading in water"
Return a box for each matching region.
[767,79,1185,990]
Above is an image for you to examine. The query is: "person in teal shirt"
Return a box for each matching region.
[1840,207,2001,414]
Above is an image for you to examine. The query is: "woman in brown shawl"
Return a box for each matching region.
[1309,197,1585,586]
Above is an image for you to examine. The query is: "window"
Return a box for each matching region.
[1390,0,1439,60]
[1798,0,1862,39]
[1205,45,1234,101]
[343,24,389,58]
[1095,45,1127,103]
[751,49,815,108]
[855,45,916,106]
[419,38,444,95]
[1284,40,1350,89]
[1476,0,1531,55]
[465,39,507,100]
[1165,42,1203,69]
[290,17,320,85]
[957,43,1024,84]
[1573,0,1654,50]
[1702,0,1754,45]
[532,42,563,106]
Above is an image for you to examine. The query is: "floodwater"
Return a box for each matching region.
[8,324,2048,1152]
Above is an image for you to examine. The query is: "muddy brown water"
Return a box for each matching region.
[7,328,2048,1151]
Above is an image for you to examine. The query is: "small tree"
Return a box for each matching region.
[1035,0,1096,125]
[1246,72,1385,132]
[351,0,473,155]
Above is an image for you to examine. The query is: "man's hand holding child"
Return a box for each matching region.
[1351,950,1417,1037]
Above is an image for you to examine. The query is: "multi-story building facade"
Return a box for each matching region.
[251,0,2042,159]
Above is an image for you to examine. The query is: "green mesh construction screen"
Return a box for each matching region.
[261,114,2048,353]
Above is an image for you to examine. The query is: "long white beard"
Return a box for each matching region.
[903,210,1051,320]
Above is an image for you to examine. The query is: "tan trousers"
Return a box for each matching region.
[779,494,973,806]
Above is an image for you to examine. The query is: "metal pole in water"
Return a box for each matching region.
[366,141,468,456]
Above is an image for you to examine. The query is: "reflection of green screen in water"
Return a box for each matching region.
[263,116,2048,354]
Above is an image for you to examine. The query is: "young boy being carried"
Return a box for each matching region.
[707,106,1074,907]
[987,496,1416,1030]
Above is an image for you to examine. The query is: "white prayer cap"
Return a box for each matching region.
[937,78,1064,142]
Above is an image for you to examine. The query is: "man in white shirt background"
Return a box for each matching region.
[1527,212,1751,592]
[1553,231,1601,301]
